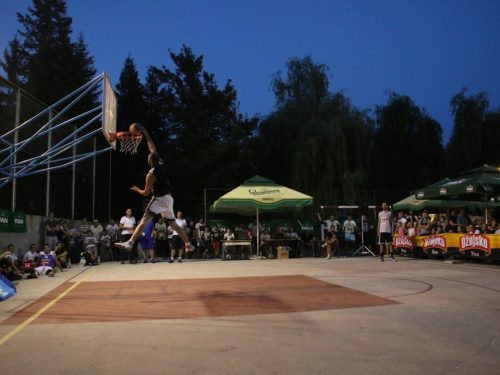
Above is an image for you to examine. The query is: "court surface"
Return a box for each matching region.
[1,257,499,375]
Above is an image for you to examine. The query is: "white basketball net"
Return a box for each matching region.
[116,132,143,155]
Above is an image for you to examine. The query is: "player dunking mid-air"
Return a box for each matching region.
[377,202,396,262]
[115,125,195,253]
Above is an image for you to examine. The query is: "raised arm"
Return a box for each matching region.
[141,128,156,154]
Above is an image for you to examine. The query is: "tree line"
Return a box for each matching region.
[1,0,499,218]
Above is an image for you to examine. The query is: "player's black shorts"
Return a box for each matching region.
[171,235,184,249]
[378,232,393,245]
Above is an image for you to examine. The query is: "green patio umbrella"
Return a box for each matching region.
[414,165,500,202]
[210,175,314,256]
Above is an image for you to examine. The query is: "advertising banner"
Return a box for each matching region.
[0,210,27,233]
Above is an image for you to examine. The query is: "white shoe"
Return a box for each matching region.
[185,243,195,252]
[321,243,328,248]
[115,241,133,251]
[326,254,331,259]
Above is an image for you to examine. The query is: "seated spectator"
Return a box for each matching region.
[479,223,488,234]
[101,229,113,261]
[435,226,444,235]
[0,246,26,281]
[54,241,69,268]
[83,230,99,265]
[487,220,498,234]
[23,244,39,264]
[324,226,340,259]
[465,224,475,234]
[259,228,272,259]
[223,228,235,259]
[35,244,64,276]
[22,244,39,277]
[457,225,464,234]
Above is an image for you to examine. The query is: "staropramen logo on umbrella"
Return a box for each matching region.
[248,188,284,202]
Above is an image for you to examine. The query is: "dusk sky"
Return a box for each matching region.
[1,0,499,144]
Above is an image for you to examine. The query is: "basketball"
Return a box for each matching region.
[129,123,144,135]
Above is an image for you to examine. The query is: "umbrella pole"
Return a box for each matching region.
[256,208,261,259]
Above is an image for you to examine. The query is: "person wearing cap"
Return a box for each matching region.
[90,220,103,254]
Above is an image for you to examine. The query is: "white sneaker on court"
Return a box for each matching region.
[326,254,331,259]
[115,241,133,251]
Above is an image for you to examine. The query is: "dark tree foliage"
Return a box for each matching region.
[1,0,97,111]
[371,92,444,190]
[482,110,500,167]
[256,56,372,210]
[446,88,490,176]
[0,35,27,86]
[139,45,259,216]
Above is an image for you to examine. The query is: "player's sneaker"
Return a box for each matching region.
[115,241,133,251]
[185,243,195,252]
[177,257,183,263]
[391,257,397,262]
[379,256,384,262]
[326,254,331,259]
[168,258,174,263]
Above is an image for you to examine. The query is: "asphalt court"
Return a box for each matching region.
[0,257,499,375]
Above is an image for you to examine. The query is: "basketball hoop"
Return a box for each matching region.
[109,132,143,154]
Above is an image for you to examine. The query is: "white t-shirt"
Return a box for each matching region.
[101,234,111,247]
[260,233,271,245]
[23,250,38,262]
[248,222,262,237]
[224,233,235,241]
[379,211,392,233]
[325,219,340,232]
[120,216,136,235]
[90,224,103,241]
[155,222,167,239]
[343,220,356,234]
[172,218,187,236]
[106,224,119,240]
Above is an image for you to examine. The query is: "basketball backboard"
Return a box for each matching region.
[102,72,117,149]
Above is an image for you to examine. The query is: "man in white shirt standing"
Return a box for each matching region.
[378,203,395,262]
[119,209,136,264]
[169,211,187,263]
[343,215,357,256]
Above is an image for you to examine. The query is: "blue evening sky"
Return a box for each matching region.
[1,0,499,143]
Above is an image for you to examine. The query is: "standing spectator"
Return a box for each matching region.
[378,202,395,262]
[248,218,262,256]
[396,212,407,229]
[448,210,459,232]
[317,213,340,237]
[155,217,168,259]
[44,212,60,251]
[299,229,315,257]
[457,209,471,232]
[139,220,155,263]
[187,220,197,258]
[211,225,222,259]
[201,226,212,259]
[106,219,120,244]
[343,215,357,256]
[195,218,206,257]
[418,212,431,236]
[78,218,91,237]
[168,211,187,263]
[407,222,416,237]
[90,220,103,254]
[118,209,136,264]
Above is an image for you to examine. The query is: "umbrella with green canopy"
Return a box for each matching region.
[414,165,500,202]
[210,175,314,256]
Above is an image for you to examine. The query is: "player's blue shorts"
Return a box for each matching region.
[344,233,355,242]
[139,237,154,250]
